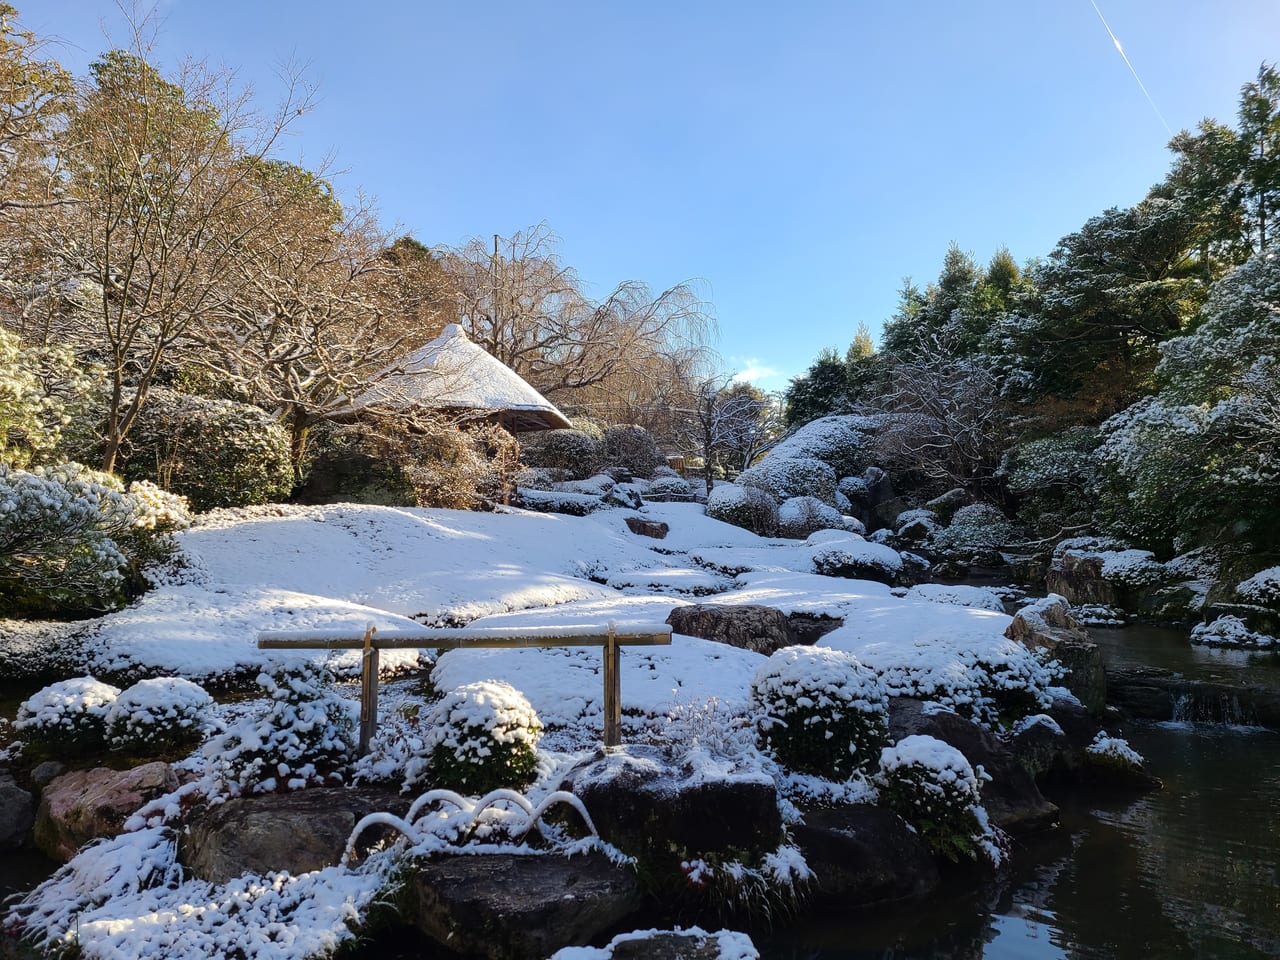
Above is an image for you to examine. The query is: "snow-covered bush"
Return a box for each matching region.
[15,677,122,755]
[405,680,542,795]
[204,660,356,792]
[738,456,836,504]
[1099,549,1167,588]
[894,508,939,541]
[647,475,694,500]
[1238,566,1280,608]
[521,428,604,480]
[0,463,190,616]
[904,583,1006,612]
[1190,615,1275,648]
[810,538,903,585]
[0,328,97,468]
[121,388,294,511]
[105,677,213,754]
[777,495,844,539]
[765,415,879,477]
[706,483,778,536]
[514,487,605,516]
[602,424,662,479]
[750,646,889,779]
[877,735,989,862]
[925,502,1013,562]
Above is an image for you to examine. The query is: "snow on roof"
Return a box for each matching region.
[354,324,571,431]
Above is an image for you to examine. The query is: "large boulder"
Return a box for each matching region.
[34,762,178,862]
[665,604,796,656]
[624,516,669,540]
[1005,595,1106,714]
[180,784,410,882]
[0,770,36,849]
[887,699,1057,835]
[561,747,782,871]
[403,852,642,960]
[792,804,939,905]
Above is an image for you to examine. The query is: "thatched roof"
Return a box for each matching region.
[354,324,571,432]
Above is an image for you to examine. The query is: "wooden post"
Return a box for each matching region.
[603,622,621,748]
[358,624,379,756]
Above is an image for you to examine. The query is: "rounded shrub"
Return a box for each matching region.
[521,429,604,480]
[926,503,1014,562]
[122,388,294,511]
[777,496,845,539]
[706,483,778,536]
[646,475,693,501]
[877,734,985,861]
[750,645,889,779]
[105,677,213,754]
[15,677,122,756]
[602,424,663,479]
[406,680,542,795]
[738,456,837,504]
[204,660,356,792]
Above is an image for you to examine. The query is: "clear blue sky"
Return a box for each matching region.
[29,1,1280,390]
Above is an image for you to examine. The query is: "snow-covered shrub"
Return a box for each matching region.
[998,427,1100,535]
[602,424,662,479]
[647,475,694,500]
[406,680,542,795]
[1099,549,1167,588]
[877,735,989,862]
[514,487,605,516]
[105,677,213,754]
[810,538,903,585]
[765,415,879,477]
[521,428,604,480]
[204,660,356,792]
[15,677,122,755]
[0,463,189,616]
[777,495,844,539]
[1238,566,1280,608]
[750,646,889,779]
[894,508,939,541]
[407,420,521,509]
[121,388,294,511]
[738,456,836,504]
[904,583,1005,613]
[926,502,1013,562]
[0,328,97,469]
[1190,615,1275,648]
[706,483,778,536]
[557,473,616,496]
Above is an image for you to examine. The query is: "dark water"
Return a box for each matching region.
[757,720,1280,960]
[1090,624,1280,688]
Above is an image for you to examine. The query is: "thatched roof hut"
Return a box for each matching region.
[354,324,571,433]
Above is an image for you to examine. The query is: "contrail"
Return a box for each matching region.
[1089,0,1173,135]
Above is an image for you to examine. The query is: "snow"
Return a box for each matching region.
[548,926,759,960]
[1238,565,1280,606]
[905,583,1006,612]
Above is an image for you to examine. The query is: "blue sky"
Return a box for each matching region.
[30,1,1280,390]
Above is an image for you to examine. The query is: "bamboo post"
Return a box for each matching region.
[603,622,621,748]
[358,624,379,756]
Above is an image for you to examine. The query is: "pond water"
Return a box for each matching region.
[1090,623,1280,689]
[756,719,1280,960]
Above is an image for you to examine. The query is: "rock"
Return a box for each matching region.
[925,488,971,524]
[1004,595,1106,714]
[887,699,1058,835]
[785,612,843,645]
[624,516,669,539]
[404,852,642,960]
[665,604,796,656]
[603,485,643,509]
[871,496,911,532]
[0,770,36,849]
[35,762,178,862]
[562,747,783,868]
[793,804,939,905]
[1004,554,1049,586]
[180,784,409,882]
[30,761,68,788]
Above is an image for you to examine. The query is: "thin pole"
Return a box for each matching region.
[358,624,379,755]
[603,622,621,748]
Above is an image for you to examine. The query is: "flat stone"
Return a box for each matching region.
[624,516,669,539]
[666,604,797,656]
[179,784,409,882]
[405,852,642,960]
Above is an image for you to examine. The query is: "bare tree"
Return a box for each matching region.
[872,332,1009,493]
[678,377,784,497]
[38,32,313,472]
[439,223,715,407]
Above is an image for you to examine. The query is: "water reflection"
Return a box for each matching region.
[759,722,1280,960]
